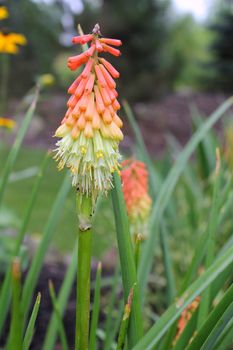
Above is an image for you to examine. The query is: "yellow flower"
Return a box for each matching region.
[0,32,27,54]
[0,117,16,129]
[38,74,55,87]
[0,6,9,20]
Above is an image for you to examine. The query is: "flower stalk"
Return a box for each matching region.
[76,194,93,350]
[54,23,123,349]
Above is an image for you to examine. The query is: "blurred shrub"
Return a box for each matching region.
[53,51,77,89]
[166,15,213,90]
[77,0,172,100]
[7,0,63,94]
[203,2,233,91]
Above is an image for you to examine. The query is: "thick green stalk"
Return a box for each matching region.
[75,194,93,350]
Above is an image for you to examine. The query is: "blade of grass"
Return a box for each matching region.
[21,173,70,322]
[0,153,49,335]
[103,264,121,350]
[89,262,102,350]
[181,153,230,295]
[159,222,176,305]
[197,149,222,328]
[133,240,233,350]
[42,239,78,350]
[48,280,69,350]
[191,109,217,180]
[111,172,143,347]
[116,286,134,350]
[187,283,233,350]
[138,97,233,297]
[23,293,41,350]
[212,320,233,350]
[0,87,39,208]
[200,301,233,350]
[8,259,23,350]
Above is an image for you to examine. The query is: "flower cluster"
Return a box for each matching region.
[0,6,27,54]
[121,159,152,236]
[54,24,123,200]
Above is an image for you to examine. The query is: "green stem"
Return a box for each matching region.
[75,194,93,350]
[0,54,9,114]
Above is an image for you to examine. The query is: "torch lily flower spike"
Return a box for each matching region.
[54,24,123,204]
[121,159,152,237]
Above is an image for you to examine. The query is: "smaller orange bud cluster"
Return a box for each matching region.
[121,160,152,235]
[174,297,200,344]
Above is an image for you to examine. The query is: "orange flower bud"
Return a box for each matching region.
[121,160,152,235]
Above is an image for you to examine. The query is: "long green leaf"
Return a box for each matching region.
[0,87,39,207]
[21,173,70,321]
[197,150,221,327]
[187,283,233,350]
[0,153,49,335]
[89,262,102,350]
[111,172,143,348]
[103,265,121,350]
[43,240,78,350]
[23,293,41,350]
[48,281,68,350]
[201,302,233,350]
[138,97,233,296]
[8,259,23,350]
[213,320,233,350]
[160,222,176,305]
[133,240,233,350]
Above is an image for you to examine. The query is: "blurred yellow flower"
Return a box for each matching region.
[0,6,9,20]
[38,74,55,87]
[0,32,27,54]
[0,117,16,129]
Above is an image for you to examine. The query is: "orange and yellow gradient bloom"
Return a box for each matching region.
[121,160,152,236]
[54,24,123,199]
